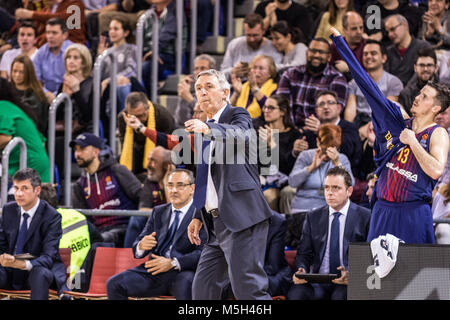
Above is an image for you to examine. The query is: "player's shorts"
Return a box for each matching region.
[367,200,435,244]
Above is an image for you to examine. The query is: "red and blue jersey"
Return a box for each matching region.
[331,35,439,203]
[80,167,136,228]
[376,119,439,202]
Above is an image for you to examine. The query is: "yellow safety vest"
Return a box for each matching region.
[57,208,91,282]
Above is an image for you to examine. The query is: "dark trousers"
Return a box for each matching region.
[287,283,347,300]
[106,267,194,300]
[192,217,271,300]
[0,266,54,300]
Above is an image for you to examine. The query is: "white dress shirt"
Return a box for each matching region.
[204,103,227,212]
[319,199,350,274]
[136,199,193,270]
[19,199,40,271]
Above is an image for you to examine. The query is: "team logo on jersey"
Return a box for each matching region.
[84,187,90,199]
[105,175,116,190]
[386,162,418,182]
[420,133,429,149]
[385,131,394,150]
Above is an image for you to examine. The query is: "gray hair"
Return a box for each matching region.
[194,54,216,70]
[384,14,408,30]
[168,168,195,184]
[195,69,230,103]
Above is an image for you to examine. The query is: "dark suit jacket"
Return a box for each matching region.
[0,200,66,290]
[294,202,371,273]
[132,203,206,271]
[265,211,291,296]
[194,104,273,234]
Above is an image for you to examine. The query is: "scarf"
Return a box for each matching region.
[235,79,277,118]
[120,101,156,171]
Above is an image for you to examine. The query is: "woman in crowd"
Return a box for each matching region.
[0,78,50,182]
[57,43,94,135]
[230,55,278,119]
[254,94,303,211]
[9,54,48,135]
[54,43,93,174]
[270,21,308,71]
[288,123,353,213]
[97,16,137,90]
[314,0,354,42]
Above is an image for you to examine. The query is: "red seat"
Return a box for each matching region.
[63,247,146,299]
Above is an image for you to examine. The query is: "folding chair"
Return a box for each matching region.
[63,247,146,300]
[0,248,71,300]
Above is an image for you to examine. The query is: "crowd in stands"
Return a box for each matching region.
[0,0,449,300]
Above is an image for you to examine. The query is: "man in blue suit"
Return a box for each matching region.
[287,167,371,300]
[106,169,206,300]
[186,69,273,300]
[0,168,65,300]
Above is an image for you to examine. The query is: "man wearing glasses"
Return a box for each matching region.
[399,47,439,115]
[302,90,362,173]
[384,14,432,86]
[277,38,348,128]
[107,169,206,300]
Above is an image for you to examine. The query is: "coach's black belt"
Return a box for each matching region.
[207,208,219,218]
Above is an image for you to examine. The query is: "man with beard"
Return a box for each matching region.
[123,146,175,248]
[220,13,282,78]
[277,38,348,128]
[399,47,438,116]
[70,132,142,247]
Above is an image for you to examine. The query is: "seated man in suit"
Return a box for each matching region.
[106,169,206,300]
[287,166,371,300]
[0,168,66,300]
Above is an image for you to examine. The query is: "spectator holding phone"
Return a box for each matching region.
[230,55,278,119]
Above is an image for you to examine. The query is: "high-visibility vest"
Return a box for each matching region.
[57,208,91,282]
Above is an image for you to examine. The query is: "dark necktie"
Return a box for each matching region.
[158,210,181,256]
[329,212,341,275]
[15,213,30,254]
[193,119,215,210]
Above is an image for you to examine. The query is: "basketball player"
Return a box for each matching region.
[330,27,449,243]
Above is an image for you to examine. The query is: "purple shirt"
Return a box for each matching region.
[276,63,348,127]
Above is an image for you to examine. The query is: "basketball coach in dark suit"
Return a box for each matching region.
[185,69,273,300]
[287,167,371,300]
[106,169,206,299]
[0,168,65,300]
